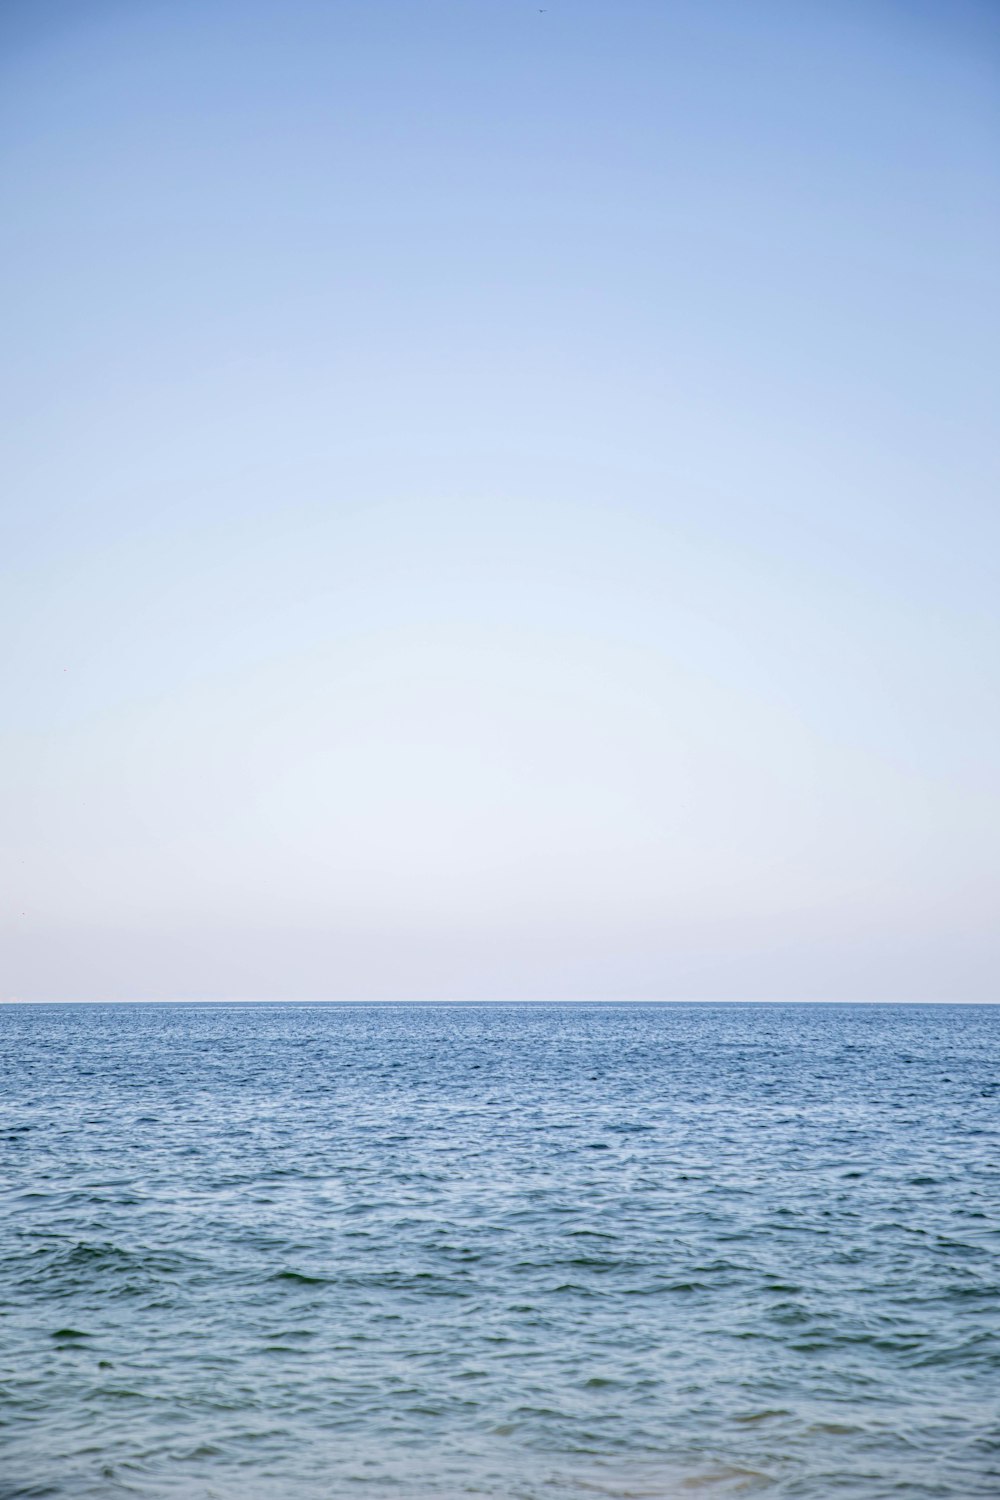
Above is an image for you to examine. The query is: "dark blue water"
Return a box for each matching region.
[1,1003,997,1499]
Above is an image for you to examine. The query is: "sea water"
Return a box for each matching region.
[0,1002,997,1499]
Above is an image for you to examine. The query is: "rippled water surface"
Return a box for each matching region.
[1,1002,998,1499]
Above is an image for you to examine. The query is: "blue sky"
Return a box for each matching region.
[2,0,998,1000]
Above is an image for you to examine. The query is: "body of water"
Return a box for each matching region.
[1,1002,997,1498]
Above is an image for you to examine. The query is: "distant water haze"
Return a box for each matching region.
[2,0,998,1001]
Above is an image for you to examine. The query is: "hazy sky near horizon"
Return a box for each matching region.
[2,0,998,1002]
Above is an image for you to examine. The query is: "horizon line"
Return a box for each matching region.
[2,998,996,1007]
